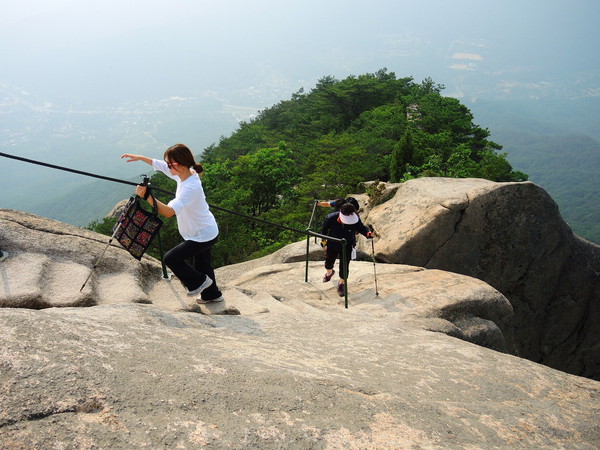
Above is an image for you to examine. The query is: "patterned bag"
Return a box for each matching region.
[113,195,163,260]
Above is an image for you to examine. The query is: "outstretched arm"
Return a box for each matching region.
[121,154,153,165]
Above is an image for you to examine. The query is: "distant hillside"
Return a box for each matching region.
[31,180,135,227]
[469,99,600,244]
[498,132,599,243]
[0,85,241,226]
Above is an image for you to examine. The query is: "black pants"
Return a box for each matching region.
[164,236,221,300]
[324,243,352,280]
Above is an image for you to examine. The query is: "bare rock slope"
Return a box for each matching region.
[2,303,598,448]
[1,186,599,448]
[0,208,516,353]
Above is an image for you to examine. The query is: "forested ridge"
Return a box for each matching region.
[90,69,527,266]
[491,129,600,244]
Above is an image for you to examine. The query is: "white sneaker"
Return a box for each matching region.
[196,295,224,305]
[186,276,213,297]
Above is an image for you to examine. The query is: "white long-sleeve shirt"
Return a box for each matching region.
[152,159,219,242]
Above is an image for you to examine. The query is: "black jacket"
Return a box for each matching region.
[322,212,369,249]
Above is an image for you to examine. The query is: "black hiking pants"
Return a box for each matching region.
[164,236,221,300]
[324,242,353,280]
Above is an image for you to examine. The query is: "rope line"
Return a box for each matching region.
[0,151,330,239]
[0,151,141,189]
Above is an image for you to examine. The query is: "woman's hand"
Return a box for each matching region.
[121,154,153,165]
[122,154,142,162]
[136,185,147,199]
[135,184,175,218]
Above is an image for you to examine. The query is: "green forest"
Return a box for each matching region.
[491,130,600,244]
[90,69,528,266]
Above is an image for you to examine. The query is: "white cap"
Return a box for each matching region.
[339,212,359,225]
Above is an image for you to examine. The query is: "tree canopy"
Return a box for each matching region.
[90,69,527,266]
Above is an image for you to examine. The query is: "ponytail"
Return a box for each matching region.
[193,163,204,175]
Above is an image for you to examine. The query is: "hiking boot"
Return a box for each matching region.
[323,270,335,282]
[187,276,213,297]
[337,282,345,297]
[196,295,224,305]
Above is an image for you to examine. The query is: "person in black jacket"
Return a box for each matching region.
[321,203,373,296]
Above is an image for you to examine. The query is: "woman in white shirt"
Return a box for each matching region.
[121,144,223,304]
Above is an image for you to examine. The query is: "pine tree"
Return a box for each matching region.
[390,129,414,182]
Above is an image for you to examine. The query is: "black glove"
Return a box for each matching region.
[320,239,327,248]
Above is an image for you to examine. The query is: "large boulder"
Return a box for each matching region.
[357,178,600,380]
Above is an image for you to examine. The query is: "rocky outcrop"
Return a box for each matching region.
[0,209,160,308]
[106,198,130,219]
[0,209,515,353]
[1,206,599,447]
[357,178,600,380]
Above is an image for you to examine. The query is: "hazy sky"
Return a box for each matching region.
[1,0,598,224]
[2,0,598,106]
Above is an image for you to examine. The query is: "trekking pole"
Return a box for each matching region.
[307,199,319,230]
[305,200,319,282]
[341,238,349,308]
[80,176,147,292]
[142,177,170,280]
[79,215,125,292]
[308,199,319,245]
[368,224,379,297]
